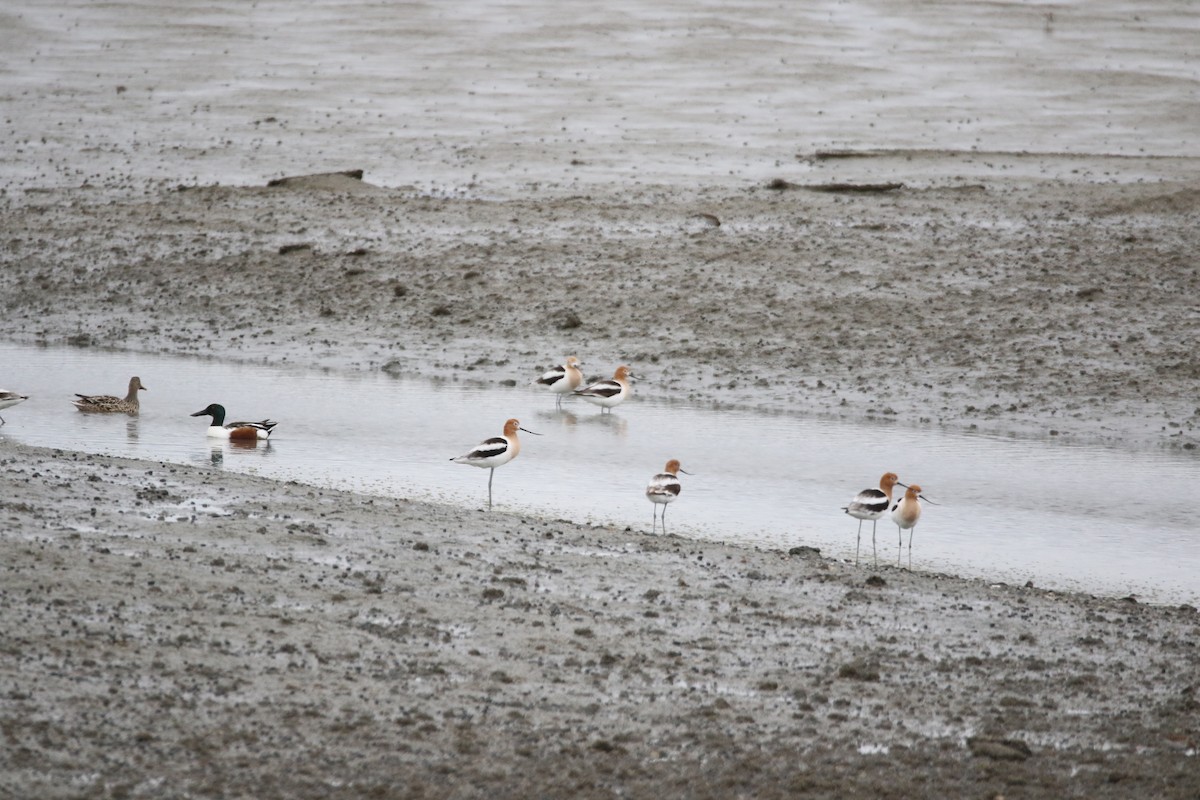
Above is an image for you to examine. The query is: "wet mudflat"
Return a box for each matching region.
[1,442,1198,799]
[2,1,1200,797]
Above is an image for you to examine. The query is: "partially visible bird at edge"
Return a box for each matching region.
[0,389,29,424]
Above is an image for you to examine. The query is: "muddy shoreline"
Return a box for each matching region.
[1,441,1198,799]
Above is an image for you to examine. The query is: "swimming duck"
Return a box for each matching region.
[191,403,277,440]
[73,376,146,414]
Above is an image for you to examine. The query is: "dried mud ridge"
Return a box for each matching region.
[1,445,1197,799]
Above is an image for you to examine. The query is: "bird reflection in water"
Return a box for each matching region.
[208,438,271,466]
[534,408,578,428]
[578,410,627,438]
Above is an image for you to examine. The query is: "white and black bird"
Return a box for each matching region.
[451,418,541,510]
[575,365,635,412]
[0,389,29,424]
[191,403,277,440]
[843,471,903,567]
[533,356,584,408]
[892,483,936,567]
[646,458,691,533]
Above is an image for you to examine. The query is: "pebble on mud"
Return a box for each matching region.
[967,737,1034,761]
[837,658,881,682]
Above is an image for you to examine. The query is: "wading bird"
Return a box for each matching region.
[575,365,635,412]
[191,403,277,440]
[451,418,541,509]
[892,483,936,567]
[646,458,691,533]
[73,376,146,414]
[0,389,29,424]
[533,356,584,408]
[843,472,903,566]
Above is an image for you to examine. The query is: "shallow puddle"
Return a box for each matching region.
[1,342,1195,605]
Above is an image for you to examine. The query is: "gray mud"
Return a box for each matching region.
[1,444,1197,798]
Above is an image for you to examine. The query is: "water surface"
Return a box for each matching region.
[1,342,1195,605]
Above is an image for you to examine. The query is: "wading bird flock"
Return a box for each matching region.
[2,358,935,567]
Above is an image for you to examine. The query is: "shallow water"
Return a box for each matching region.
[1,342,1195,605]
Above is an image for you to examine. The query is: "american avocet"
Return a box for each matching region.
[451,418,541,510]
[646,458,691,533]
[190,403,277,440]
[843,472,903,567]
[891,484,934,566]
[0,389,29,424]
[533,356,584,408]
[72,376,146,414]
[574,365,635,412]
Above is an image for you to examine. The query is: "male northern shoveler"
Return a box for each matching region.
[646,458,691,533]
[843,472,904,567]
[191,403,277,440]
[0,389,29,424]
[533,356,584,408]
[891,483,935,567]
[574,365,635,412]
[73,376,146,414]
[451,418,540,510]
